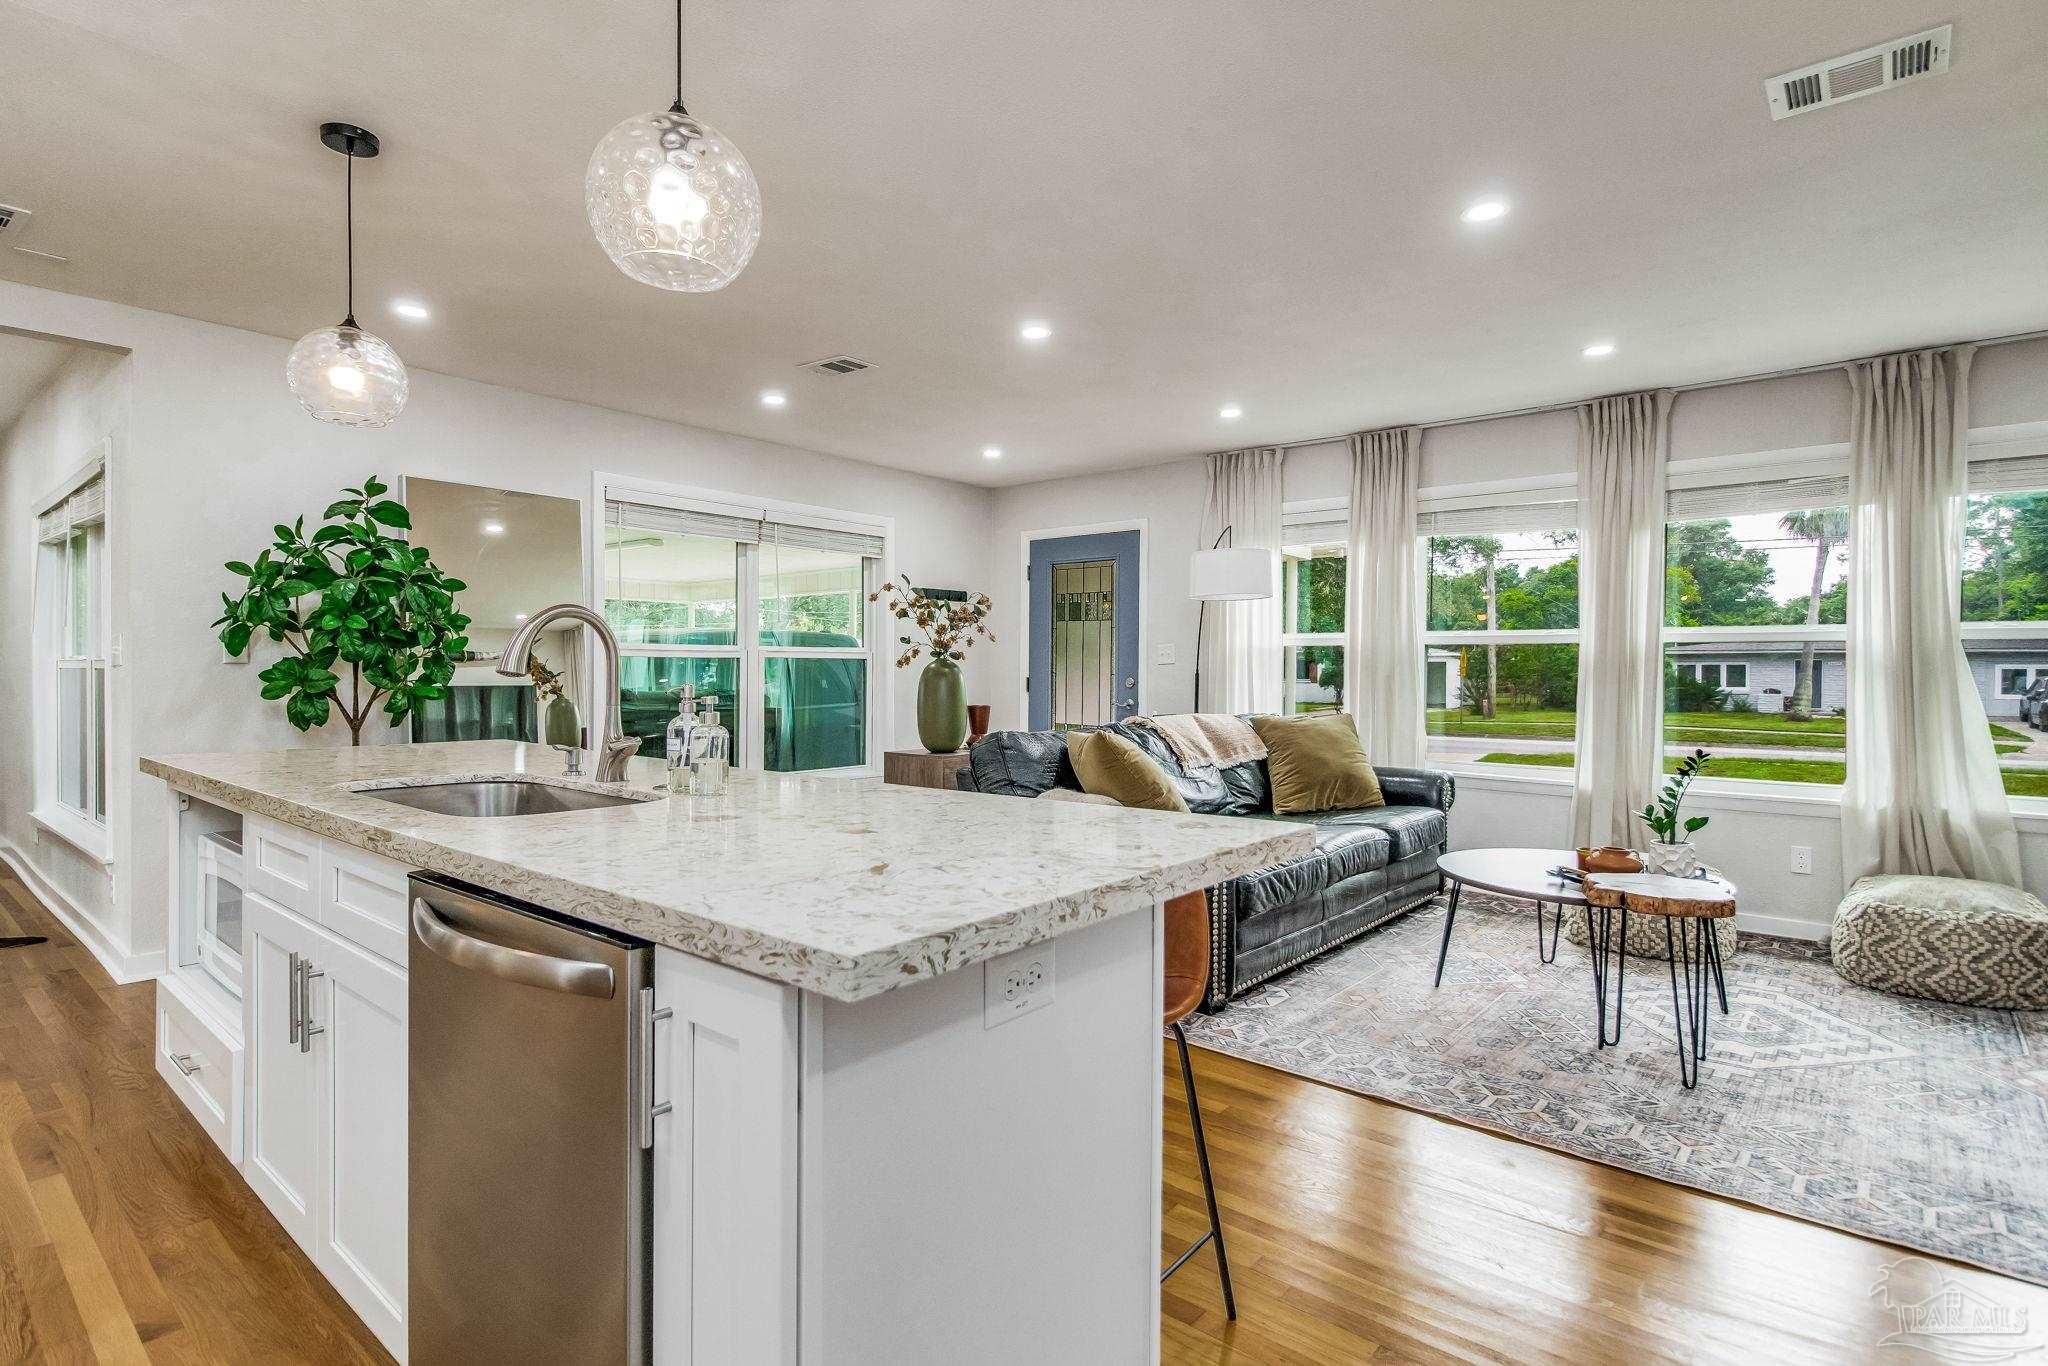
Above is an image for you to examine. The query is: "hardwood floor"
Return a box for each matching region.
[6,859,2043,1364]
[1160,1043,2048,1364]
[0,865,388,1364]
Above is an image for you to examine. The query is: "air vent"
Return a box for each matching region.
[0,203,29,233]
[801,355,874,376]
[1766,25,1951,120]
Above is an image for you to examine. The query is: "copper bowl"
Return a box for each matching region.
[1576,846,1643,873]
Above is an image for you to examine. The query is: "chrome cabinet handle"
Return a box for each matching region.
[411,897,616,999]
[299,963,325,1054]
[638,987,674,1151]
[287,951,302,1043]
[169,1052,201,1077]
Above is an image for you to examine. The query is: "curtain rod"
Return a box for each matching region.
[1265,326,2048,451]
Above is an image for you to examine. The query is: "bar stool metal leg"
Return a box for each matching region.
[1164,1022,1236,1320]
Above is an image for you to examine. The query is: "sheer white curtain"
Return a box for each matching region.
[1345,427,1424,765]
[1842,346,2020,887]
[1198,448,1283,714]
[1570,391,1672,848]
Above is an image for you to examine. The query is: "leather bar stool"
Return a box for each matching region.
[1161,890,1236,1319]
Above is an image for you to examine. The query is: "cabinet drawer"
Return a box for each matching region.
[320,841,410,965]
[246,816,320,915]
[157,975,244,1164]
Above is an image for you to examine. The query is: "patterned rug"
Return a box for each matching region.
[1181,888,2048,1285]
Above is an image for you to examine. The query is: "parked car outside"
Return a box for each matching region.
[2024,678,2048,730]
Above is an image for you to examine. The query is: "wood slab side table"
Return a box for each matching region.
[1582,871,1737,1089]
[883,749,971,790]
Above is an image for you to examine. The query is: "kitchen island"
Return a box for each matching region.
[141,740,1311,1364]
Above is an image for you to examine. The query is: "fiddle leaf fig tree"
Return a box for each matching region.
[213,476,471,745]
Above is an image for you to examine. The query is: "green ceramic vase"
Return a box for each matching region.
[916,656,969,753]
[542,694,583,748]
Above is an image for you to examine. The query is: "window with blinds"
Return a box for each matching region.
[35,465,110,838]
[600,487,886,775]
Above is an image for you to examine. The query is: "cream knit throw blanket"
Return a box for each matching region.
[1130,713,1267,772]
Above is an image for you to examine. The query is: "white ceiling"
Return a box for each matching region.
[2,1,2044,488]
[0,329,85,433]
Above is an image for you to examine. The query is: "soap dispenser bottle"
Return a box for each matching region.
[664,685,697,794]
[688,696,731,796]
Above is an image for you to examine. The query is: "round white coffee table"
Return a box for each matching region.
[1432,847,1588,988]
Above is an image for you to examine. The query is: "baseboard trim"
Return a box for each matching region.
[0,840,163,984]
[1736,910,1830,941]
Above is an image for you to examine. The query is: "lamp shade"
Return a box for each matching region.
[1188,546,1274,601]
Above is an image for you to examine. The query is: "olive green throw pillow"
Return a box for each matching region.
[1070,730,1190,812]
[1251,712,1385,815]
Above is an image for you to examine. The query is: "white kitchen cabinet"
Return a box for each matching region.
[651,946,799,1366]
[240,885,409,1361]
[243,889,326,1250]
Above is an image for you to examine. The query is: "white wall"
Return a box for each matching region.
[0,280,1000,974]
[989,337,2048,937]
[0,343,130,964]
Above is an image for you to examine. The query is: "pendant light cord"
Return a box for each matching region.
[671,0,688,114]
[342,148,357,328]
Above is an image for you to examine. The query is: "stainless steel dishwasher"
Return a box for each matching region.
[408,873,656,1364]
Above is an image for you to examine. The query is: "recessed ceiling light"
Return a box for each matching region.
[481,520,506,536]
[1018,321,1051,342]
[760,389,788,407]
[1461,198,1510,224]
[1218,404,1243,421]
[391,299,430,320]
[1581,341,1616,359]
[982,446,1003,460]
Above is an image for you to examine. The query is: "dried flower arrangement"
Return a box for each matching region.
[870,581,995,668]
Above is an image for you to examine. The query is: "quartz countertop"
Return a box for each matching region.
[140,741,1313,1002]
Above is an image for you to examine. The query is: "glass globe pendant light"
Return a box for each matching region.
[585,0,761,292]
[285,122,409,427]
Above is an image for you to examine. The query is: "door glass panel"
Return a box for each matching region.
[1050,560,1115,731]
[764,657,867,771]
[617,656,739,756]
[759,545,865,647]
[603,527,739,646]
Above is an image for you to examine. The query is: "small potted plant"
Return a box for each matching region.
[872,581,993,753]
[1639,749,1711,876]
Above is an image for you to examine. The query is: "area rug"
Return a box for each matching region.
[1180,888,2048,1285]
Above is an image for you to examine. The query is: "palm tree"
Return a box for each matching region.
[1779,508,1849,719]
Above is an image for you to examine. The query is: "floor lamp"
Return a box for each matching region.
[1189,526,1276,713]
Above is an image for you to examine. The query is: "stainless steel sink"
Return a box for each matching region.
[362,780,655,818]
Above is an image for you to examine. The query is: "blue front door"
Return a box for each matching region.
[1028,530,1141,732]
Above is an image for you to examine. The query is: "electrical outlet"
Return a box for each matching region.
[1155,643,1176,666]
[1789,845,1813,876]
[984,942,1056,1028]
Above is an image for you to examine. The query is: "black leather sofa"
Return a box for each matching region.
[960,721,1455,1010]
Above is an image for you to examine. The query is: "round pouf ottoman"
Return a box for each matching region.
[1561,903,1738,961]
[1831,874,2048,1009]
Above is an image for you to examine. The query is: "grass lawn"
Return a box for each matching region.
[1477,750,2048,798]
[1429,707,2029,754]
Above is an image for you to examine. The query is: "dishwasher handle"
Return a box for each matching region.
[411,897,617,999]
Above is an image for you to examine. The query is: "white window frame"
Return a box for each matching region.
[593,474,891,778]
[32,451,113,864]
[1997,666,2041,699]
[1416,483,1583,775]
[1280,502,1349,714]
